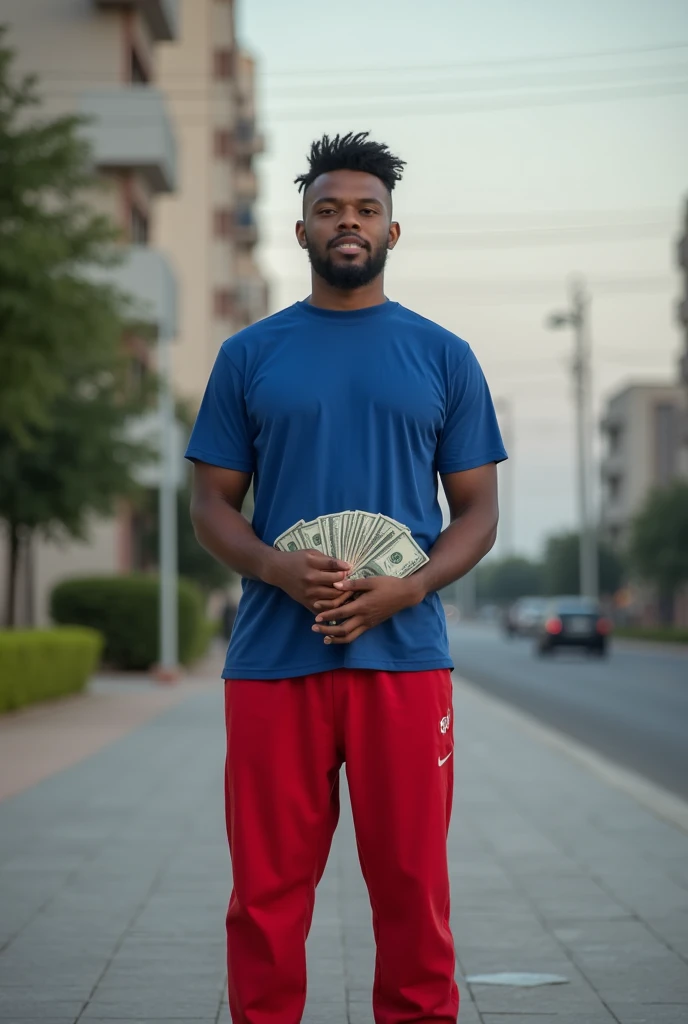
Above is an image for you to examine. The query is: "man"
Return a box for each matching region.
[187,131,507,1024]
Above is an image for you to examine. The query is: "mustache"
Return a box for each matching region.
[327,233,370,251]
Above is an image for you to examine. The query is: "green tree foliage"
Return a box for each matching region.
[0,31,130,443]
[0,34,154,625]
[476,556,543,605]
[542,531,624,596]
[136,483,236,595]
[0,346,155,625]
[629,481,688,606]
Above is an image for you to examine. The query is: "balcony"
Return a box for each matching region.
[99,246,178,339]
[235,168,258,201]
[79,87,177,193]
[234,119,265,157]
[237,277,269,323]
[93,0,179,41]
[235,207,258,247]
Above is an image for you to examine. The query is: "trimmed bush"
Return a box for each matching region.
[614,626,688,645]
[50,575,206,670]
[0,627,103,712]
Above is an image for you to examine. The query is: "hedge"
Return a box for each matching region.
[614,626,688,645]
[0,627,103,712]
[50,575,207,670]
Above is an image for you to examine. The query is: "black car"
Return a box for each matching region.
[535,596,612,657]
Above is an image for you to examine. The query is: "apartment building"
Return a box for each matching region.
[155,0,268,406]
[1,0,180,624]
[600,382,685,550]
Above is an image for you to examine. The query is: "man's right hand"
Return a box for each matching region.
[264,549,351,613]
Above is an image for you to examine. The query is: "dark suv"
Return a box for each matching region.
[535,596,612,657]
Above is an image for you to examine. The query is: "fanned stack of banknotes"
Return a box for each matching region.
[274,511,429,580]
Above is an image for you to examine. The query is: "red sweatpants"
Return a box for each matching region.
[223,668,459,1024]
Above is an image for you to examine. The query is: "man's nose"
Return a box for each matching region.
[336,206,361,232]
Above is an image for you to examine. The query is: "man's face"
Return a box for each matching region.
[296,169,400,289]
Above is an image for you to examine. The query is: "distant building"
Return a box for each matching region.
[155,0,269,405]
[600,383,685,550]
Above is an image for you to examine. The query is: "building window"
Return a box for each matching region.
[214,129,233,158]
[214,48,234,79]
[607,474,622,503]
[131,204,149,244]
[654,403,678,486]
[214,208,234,238]
[214,289,235,319]
[130,47,149,84]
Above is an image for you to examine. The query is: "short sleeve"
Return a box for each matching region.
[436,345,508,474]
[184,347,255,472]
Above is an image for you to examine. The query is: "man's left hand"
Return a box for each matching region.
[311,575,425,645]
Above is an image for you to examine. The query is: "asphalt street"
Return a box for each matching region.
[448,620,688,800]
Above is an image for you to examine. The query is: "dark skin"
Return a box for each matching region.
[295,168,400,310]
[190,168,499,642]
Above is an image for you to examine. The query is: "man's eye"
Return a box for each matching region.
[318,209,335,215]
[361,208,376,215]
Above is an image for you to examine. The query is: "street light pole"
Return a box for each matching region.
[157,329,179,679]
[494,397,514,558]
[547,278,598,600]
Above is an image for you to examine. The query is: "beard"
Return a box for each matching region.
[306,238,389,290]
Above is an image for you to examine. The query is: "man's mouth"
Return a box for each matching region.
[329,236,368,255]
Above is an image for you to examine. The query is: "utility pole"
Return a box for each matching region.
[157,329,179,680]
[494,397,514,557]
[547,278,598,599]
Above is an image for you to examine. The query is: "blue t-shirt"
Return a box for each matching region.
[185,299,507,680]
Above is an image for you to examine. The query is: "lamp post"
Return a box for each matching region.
[546,278,598,599]
[493,397,514,558]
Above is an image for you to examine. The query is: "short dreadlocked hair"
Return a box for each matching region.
[294,131,406,197]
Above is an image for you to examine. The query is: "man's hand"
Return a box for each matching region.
[310,575,425,644]
[264,549,351,613]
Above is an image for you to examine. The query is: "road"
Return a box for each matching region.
[448,620,688,800]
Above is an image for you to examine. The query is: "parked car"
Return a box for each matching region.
[535,596,612,657]
[503,596,548,638]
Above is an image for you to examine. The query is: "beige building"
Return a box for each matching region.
[600,382,685,550]
[156,0,268,405]
[1,0,267,626]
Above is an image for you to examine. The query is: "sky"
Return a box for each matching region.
[239,0,688,557]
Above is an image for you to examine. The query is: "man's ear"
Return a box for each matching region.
[295,220,308,249]
[388,220,401,250]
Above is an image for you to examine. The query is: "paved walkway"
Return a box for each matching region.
[1,663,687,1023]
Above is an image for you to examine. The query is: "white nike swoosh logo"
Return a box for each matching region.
[438,751,453,767]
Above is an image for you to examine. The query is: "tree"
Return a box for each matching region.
[136,482,236,595]
[0,30,130,444]
[0,345,154,626]
[542,531,624,597]
[629,481,688,623]
[476,556,543,605]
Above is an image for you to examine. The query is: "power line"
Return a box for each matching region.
[267,63,688,100]
[267,79,688,120]
[258,41,688,78]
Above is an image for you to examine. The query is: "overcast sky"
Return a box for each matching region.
[239,0,688,557]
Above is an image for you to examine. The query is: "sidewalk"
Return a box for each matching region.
[1,665,687,1023]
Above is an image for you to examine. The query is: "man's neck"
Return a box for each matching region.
[307,274,387,311]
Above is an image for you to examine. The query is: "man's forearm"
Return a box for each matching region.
[191,493,278,583]
[410,504,498,601]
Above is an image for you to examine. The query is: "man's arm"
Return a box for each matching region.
[189,461,351,612]
[311,463,499,644]
[408,462,499,598]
